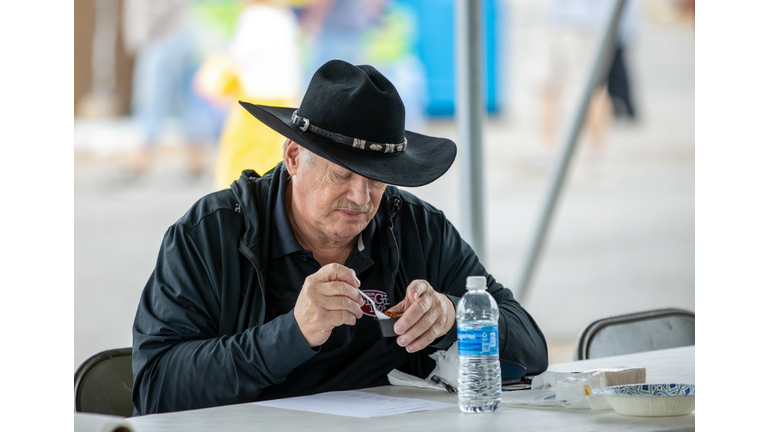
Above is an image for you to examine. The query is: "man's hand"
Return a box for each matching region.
[294,263,365,347]
[387,280,455,353]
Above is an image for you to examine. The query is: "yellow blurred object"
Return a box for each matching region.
[196,55,292,189]
[214,95,290,189]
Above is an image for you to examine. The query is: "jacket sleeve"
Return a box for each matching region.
[429,215,549,375]
[131,224,317,415]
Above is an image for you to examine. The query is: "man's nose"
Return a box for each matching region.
[347,175,370,205]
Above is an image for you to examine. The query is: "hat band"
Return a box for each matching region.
[291,110,408,154]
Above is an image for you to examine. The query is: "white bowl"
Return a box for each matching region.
[594,383,695,417]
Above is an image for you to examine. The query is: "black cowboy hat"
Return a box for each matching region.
[238,59,457,187]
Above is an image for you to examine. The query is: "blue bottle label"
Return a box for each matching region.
[458,324,499,356]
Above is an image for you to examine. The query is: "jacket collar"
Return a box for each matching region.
[230,165,282,269]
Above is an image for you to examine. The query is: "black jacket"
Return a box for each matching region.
[132,165,548,415]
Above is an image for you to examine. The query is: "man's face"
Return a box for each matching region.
[287,144,387,245]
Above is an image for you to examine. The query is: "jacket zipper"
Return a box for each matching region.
[239,240,267,324]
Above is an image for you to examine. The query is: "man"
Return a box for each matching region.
[132,60,548,415]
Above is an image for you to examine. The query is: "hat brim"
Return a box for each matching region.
[239,101,457,187]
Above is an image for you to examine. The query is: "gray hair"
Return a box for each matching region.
[283,139,315,165]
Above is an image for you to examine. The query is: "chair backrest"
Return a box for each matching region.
[573,308,695,361]
[74,347,134,417]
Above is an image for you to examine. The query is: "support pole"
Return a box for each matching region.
[456,0,486,261]
[515,0,627,302]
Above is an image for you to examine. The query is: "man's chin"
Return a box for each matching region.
[331,222,369,241]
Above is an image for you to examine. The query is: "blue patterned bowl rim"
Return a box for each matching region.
[593,383,695,397]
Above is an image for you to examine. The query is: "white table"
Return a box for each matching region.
[126,346,695,432]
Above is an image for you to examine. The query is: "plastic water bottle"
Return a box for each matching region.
[456,276,501,413]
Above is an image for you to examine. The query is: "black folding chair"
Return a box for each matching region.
[74,347,134,417]
[574,308,695,361]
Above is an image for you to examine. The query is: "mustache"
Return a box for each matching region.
[336,200,374,212]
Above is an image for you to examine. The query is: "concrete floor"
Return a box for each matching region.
[74,10,694,369]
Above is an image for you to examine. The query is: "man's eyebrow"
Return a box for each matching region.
[329,167,352,178]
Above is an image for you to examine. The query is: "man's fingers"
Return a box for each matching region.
[395,289,435,334]
[312,263,361,288]
[388,280,429,319]
[316,294,364,318]
[305,274,364,306]
[333,281,365,305]
[327,310,359,327]
[396,304,438,344]
[402,319,446,353]
[392,285,456,353]
[409,280,428,300]
[417,281,428,298]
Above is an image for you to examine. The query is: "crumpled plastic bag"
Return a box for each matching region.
[503,367,646,410]
[387,342,460,390]
[426,342,460,388]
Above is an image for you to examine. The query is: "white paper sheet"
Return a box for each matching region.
[252,390,456,418]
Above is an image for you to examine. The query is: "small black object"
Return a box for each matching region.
[377,317,399,338]
[431,375,457,394]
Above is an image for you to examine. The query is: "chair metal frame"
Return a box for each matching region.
[574,308,695,361]
[74,347,134,417]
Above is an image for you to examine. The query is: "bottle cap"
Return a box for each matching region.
[466,276,487,290]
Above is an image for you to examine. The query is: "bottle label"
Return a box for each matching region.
[458,324,499,356]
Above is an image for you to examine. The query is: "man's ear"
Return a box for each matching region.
[284,140,300,175]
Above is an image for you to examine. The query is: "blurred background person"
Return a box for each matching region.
[535,0,639,168]
[195,0,302,189]
[606,0,641,122]
[606,35,637,121]
[122,0,225,180]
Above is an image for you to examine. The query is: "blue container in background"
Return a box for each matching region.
[400,0,503,116]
